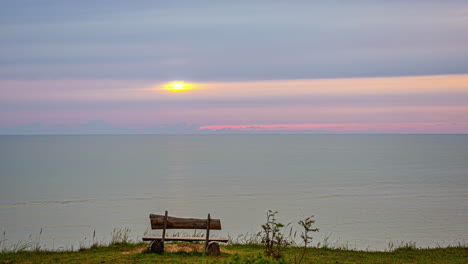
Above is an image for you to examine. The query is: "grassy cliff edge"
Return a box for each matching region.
[1,242,467,264]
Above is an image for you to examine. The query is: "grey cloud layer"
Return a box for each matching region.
[1,93,468,112]
[1,0,467,80]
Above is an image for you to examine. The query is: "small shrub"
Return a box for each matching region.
[295,216,319,264]
[261,210,291,260]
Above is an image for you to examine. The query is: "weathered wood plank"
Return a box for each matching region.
[142,236,229,243]
[149,214,221,230]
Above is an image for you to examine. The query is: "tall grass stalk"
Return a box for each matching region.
[386,241,417,252]
[0,230,6,252]
[110,228,131,245]
[228,232,262,245]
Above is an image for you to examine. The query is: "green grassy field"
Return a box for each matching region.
[1,242,467,264]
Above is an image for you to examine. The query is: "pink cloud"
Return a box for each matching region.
[1,74,468,133]
[199,122,468,133]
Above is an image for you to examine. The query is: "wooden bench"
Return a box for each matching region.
[142,211,229,255]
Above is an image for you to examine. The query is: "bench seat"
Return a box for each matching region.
[142,236,229,243]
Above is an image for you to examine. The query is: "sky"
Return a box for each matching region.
[1,0,468,134]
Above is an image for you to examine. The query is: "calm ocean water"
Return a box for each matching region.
[0,135,467,250]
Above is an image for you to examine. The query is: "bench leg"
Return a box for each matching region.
[206,241,220,256]
[149,239,164,254]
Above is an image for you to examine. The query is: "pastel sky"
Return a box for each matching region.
[1,1,468,134]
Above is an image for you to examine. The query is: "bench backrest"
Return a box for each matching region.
[148,211,221,253]
[150,214,222,230]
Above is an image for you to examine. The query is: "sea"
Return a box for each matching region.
[0,135,467,251]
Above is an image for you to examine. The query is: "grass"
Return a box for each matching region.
[0,242,466,264]
[1,217,466,264]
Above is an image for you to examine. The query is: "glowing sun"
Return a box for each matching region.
[163,82,193,92]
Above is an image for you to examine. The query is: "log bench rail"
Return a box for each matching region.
[142,210,228,255]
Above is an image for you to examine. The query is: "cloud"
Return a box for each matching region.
[2,120,468,135]
[1,74,467,133]
[1,1,467,80]
[1,1,468,134]
[2,74,467,103]
[199,123,468,134]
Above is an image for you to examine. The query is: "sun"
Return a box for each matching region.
[163,82,193,92]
